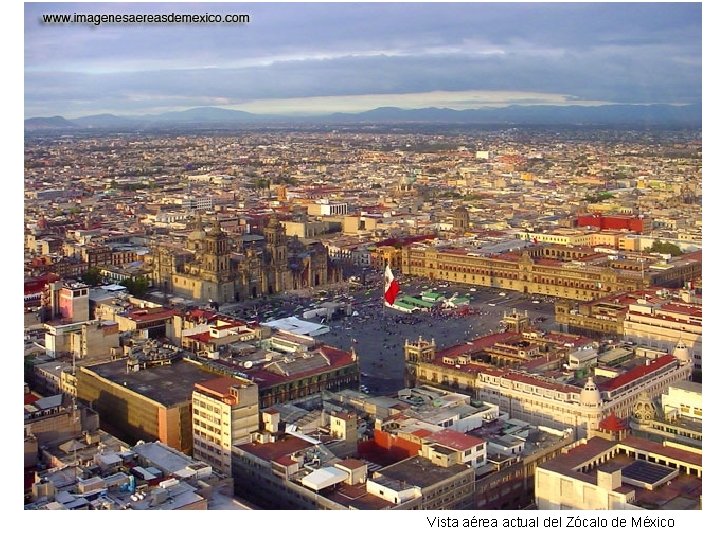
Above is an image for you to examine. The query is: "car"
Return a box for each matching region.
[532,300,540,304]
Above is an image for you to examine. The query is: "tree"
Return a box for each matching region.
[583,192,614,203]
[645,240,682,257]
[81,267,103,286]
[120,276,149,297]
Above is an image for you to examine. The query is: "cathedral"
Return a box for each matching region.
[151,215,342,303]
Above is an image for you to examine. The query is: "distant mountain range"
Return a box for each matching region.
[24,103,702,130]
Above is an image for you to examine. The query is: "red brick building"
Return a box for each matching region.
[576,213,650,233]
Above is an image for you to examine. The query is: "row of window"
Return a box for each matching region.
[194,428,222,446]
[192,399,222,414]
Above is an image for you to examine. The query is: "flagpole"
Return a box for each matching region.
[382,262,386,319]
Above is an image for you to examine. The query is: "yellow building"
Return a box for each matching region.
[402,243,701,301]
[372,245,403,270]
[518,230,591,247]
[77,358,218,454]
[192,377,259,476]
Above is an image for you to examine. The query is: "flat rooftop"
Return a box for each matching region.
[83,359,218,407]
[595,453,701,510]
[377,455,470,489]
[323,482,393,510]
[542,436,702,510]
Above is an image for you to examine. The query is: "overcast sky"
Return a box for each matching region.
[24,2,702,118]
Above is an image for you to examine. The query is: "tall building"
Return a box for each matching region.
[41,281,90,323]
[77,357,210,454]
[191,377,259,476]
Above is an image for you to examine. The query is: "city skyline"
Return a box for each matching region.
[25,2,701,118]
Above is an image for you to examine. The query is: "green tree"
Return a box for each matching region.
[81,267,103,286]
[120,276,149,297]
[583,192,614,203]
[645,240,682,257]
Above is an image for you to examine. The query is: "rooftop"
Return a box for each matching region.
[83,359,216,407]
[236,435,312,463]
[377,455,470,489]
[541,435,701,509]
[598,354,677,392]
[426,429,484,451]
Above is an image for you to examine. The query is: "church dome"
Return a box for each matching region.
[672,339,691,364]
[632,391,657,425]
[188,228,206,241]
[580,377,602,407]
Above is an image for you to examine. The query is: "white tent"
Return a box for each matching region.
[301,467,349,491]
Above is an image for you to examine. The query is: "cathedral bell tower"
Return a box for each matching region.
[404,336,436,388]
[263,214,288,293]
[201,218,231,281]
[453,205,470,233]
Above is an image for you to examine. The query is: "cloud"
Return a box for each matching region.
[24,2,701,117]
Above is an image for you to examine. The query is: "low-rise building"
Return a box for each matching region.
[26,440,217,510]
[536,435,701,510]
[404,334,692,438]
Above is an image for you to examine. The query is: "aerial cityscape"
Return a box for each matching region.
[23,2,702,515]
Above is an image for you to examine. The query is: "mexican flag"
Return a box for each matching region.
[384,264,400,305]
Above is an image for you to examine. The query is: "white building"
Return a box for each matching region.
[536,435,701,510]
[661,380,702,421]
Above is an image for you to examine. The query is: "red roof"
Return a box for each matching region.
[426,429,484,451]
[543,332,595,348]
[195,376,249,400]
[126,307,175,323]
[436,332,518,360]
[599,354,677,392]
[620,435,702,467]
[661,302,702,317]
[272,454,296,467]
[679,250,702,263]
[186,331,210,343]
[598,412,628,432]
[24,273,60,294]
[376,234,435,248]
[503,371,579,394]
[186,308,218,322]
[237,436,312,462]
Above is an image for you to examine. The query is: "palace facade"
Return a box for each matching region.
[402,241,701,301]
